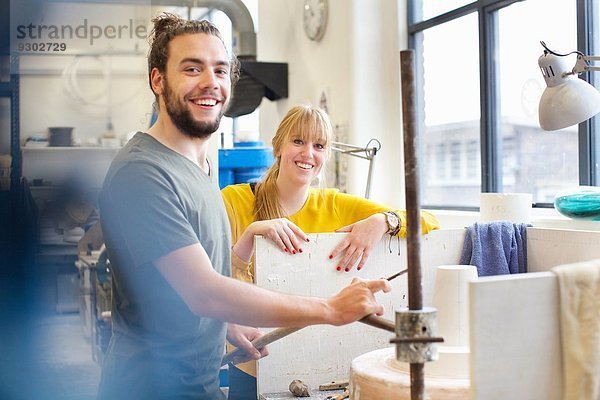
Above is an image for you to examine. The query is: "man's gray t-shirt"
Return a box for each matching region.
[97,132,231,399]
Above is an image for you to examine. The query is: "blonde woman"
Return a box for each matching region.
[221,104,440,399]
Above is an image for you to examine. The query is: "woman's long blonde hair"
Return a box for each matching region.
[254,105,333,221]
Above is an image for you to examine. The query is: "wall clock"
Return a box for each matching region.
[303,0,328,41]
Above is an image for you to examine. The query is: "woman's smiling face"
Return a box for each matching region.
[276,133,328,187]
[271,105,333,188]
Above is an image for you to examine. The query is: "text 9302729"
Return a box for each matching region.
[17,42,67,52]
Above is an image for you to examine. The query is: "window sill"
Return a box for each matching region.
[427,208,600,232]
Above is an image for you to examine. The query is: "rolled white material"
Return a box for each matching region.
[432,265,478,347]
[349,265,477,397]
[480,193,532,223]
[349,348,470,399]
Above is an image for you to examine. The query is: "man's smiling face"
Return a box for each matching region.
[159,33,232,139]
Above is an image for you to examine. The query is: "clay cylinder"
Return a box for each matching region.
[431,265,478,347]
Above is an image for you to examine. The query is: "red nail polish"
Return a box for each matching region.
[299,248,303,253]
[305,238,310,242]
[292,250,296,254]
[344,268,350,272]
[357,267,362,271]
[284,248,288,252]
[336,266,341,271]
[328,255,333,259]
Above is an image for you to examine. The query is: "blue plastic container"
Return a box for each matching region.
[218,141,274,189]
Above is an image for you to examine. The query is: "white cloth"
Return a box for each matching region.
[552,260,600,400]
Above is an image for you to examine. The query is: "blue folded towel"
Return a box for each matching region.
[459,222,529,276]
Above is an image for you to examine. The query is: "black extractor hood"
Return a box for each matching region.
[225,60,289,118]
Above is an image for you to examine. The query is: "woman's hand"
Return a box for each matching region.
[226,323,269,365]
[329,213,388,272]
[233,218,309,262]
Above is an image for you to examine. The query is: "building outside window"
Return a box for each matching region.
[408,0,592,209]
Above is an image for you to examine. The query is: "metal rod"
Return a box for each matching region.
[400,49,425,400]
[410,363,425,400]
[401,50,423,311]
[365,151,375,198]
[390,336,444,344]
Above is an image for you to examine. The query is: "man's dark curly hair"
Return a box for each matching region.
[147,13,240,98]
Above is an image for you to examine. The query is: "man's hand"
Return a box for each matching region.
[325,277,392,326]
[329,213,388,272]
[226,324,269,365]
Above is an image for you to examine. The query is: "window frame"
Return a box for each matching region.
[407,0,599,209]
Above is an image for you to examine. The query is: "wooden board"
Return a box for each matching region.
[527,227,600,272]
[255,229,465,394]
[255,227,600,396]
[470,228,600,400]
[469,272,561,400]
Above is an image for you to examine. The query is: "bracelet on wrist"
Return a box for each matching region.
[382,211,401,236]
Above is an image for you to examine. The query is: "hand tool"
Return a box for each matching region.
[221,269,407,366]
[318,380,349,391]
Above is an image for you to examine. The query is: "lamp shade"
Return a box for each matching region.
[538,52,600,131]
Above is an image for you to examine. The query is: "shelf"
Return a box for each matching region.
[22,146,121,152]
[29,185,63,190]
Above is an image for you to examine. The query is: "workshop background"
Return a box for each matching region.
[0,0,597,399]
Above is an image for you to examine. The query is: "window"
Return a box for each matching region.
[408,0,596,209]
[411,1,474,23]
[466,140,478,179]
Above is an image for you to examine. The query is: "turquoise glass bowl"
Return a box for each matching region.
[554,187,600,220]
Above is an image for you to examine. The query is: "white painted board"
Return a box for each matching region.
[527,227,600,272]
[469,272,561,400]
[253,226,600,396]
[255,229,465,394]
[469,228,600,400]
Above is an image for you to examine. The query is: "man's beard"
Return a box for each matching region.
[162,77,226,139]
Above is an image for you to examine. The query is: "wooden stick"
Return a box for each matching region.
[221,270,405,366]
[384,268,407,282]
[221,314,395,366]
[221,326,300,366]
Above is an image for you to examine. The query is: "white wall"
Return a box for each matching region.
[5,0,412,206]
[15,3,156,145]
[258,0,409,207]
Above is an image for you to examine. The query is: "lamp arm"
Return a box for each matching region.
[330,139,381,199]
[331,139,381,161]
[331,142,369,151]
[330,148,372,161]
[364,151,376,198]
[572,54,600,74]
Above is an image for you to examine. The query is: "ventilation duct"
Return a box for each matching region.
[46,0,289,117]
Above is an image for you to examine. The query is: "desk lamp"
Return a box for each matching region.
[330,138,381,199]
[538,41,600,130]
